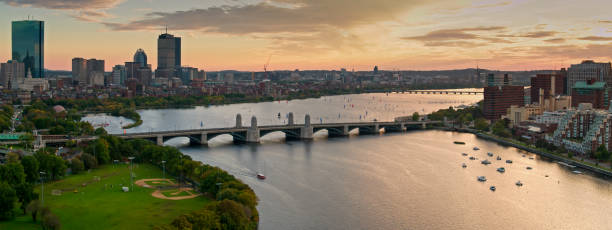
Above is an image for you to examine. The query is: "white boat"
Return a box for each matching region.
[473,147,480,151]
[490,186,496,191]
[572,170,582,174]
[497,167,505,173]
[462,163,467,168]
[516,181,523,186]
[477,176,487,182]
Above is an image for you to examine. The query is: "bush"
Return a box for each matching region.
[81,153,98,170]
[42,211,61,230]
[71,158,85,174]
[0,182,17,220]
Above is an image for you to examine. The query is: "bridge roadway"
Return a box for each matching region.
[36,113,441,148]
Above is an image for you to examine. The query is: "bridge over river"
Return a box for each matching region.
[35,113,442,148]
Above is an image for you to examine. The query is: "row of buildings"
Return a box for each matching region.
[483,60,612,156]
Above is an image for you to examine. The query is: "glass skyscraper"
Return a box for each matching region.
[12,20,44,78]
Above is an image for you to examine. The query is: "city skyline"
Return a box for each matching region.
[0,0,611,72]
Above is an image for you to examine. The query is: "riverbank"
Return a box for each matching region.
[437,127,612,177]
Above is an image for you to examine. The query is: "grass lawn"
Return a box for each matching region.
[0,163,210,230]
[144,179,176,187]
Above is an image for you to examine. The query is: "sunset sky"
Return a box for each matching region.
[0,0,611,71]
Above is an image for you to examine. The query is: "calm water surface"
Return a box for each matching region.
[85,92,612,229]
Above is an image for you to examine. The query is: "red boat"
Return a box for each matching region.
[257,173,266,180]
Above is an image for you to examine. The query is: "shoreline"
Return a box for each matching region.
[435,127,612,178]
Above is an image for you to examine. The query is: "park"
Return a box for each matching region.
[0,163,211,230]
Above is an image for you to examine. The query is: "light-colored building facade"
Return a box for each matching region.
[111,65,126,86]
[1,60,25,88]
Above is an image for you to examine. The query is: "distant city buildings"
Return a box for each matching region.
[71,58,104,86]
[111,65,126,86]
[567,60,612,96]
[156,33,181,78]
[571,80,608,109]
[133,48,148,68]
[486,73,512,87]
[530,72,566,104]
[1,60,24,89]
[12,20,44,78]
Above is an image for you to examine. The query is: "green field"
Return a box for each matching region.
[0,164,211,230]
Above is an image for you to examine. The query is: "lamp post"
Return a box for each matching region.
[113,159,118,168]
[178,155,183,189]
[161,160,166,179]
[39,171,45,206]
[128,157,135,192]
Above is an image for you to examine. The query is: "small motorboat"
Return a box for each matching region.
[497,167,505,173]
[516,181,523,186]
[481,159,491,165]
[506,160,513,164]
[462,153,468,156]
[473,147,480,151]
[526,166,533,170]
[462,163,467,168]
[496,156,502,160]
[469,156,476,160]
[490,186,496,191]
[572,170,582,174]
[487,152,494,157]
[454,141,466,145]
[257,173,266,180]
[477,176,487,182]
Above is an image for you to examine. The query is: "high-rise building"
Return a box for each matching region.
[157,33,181,78]
[567,60,612,96]
[136,65,153,86]
[72,58,87,84]
[125,62,137,79]
[111,65,126,86]
[483,85,525,120]
[86,59,104,85]
[12,20,44,78]
[571,80,608,109]
[1,60,25,89]
[530,73,565,104]
[133,49,148,68]
[486,73,512,87]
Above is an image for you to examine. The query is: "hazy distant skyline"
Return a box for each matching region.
[0,0,611,71]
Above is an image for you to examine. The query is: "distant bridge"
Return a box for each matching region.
[35,113,441,148]
[405,90,483,95]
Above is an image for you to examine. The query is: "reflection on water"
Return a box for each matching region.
[83,91,612,229]
[182,131,612,230]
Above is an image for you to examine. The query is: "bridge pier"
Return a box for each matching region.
[422,122,426,129]
[288,112,294,125]
[200,132,208,145]
[300,114,313,139]
[246,116,260,143]
[157,135,163,146]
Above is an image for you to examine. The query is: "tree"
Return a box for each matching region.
[0,162,26,186]
[412,112,419,121]
[15,183,37,215]
[42,211,61,230]
[86,139,110,164]
[19,133,34,150]
[216,200,249,230]
[0,182,17,220]
[81,153,98,170]
[26,200,41,222]
[171,215,193,230]
[21,156,39,183]
[35,150,67,180]
[94,127,107,136]
[595,144,610,162]
[492,120,510,137]
[474,118,489,131]
[71,158,85,174]
[187,210,221,230]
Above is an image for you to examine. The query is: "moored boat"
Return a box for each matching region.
[454,141,466,145]
[257,173,266,180]
[490,186,496,191]
[497,167,505,173]
[477,176,487,182]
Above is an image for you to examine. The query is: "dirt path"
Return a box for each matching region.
[151,187,201,200]
[134,178,174,188]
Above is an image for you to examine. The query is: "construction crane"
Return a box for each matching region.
[264,54,272,79]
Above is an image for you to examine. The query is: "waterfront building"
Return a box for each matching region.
[571,80,608,109]
[157,33,181,78]
[483,85,524,120]
[502,104,542,127]
[133,49,148,68]
[1,60,25,88]
[12,20,44,78]
[535,111,567,124]
[546,103,612,155]
[567,60,612,96]
[530,73,565,104]
[486,73,512,87]
[111,65,126,86]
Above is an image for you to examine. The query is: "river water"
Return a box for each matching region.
[84,91,612,230]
